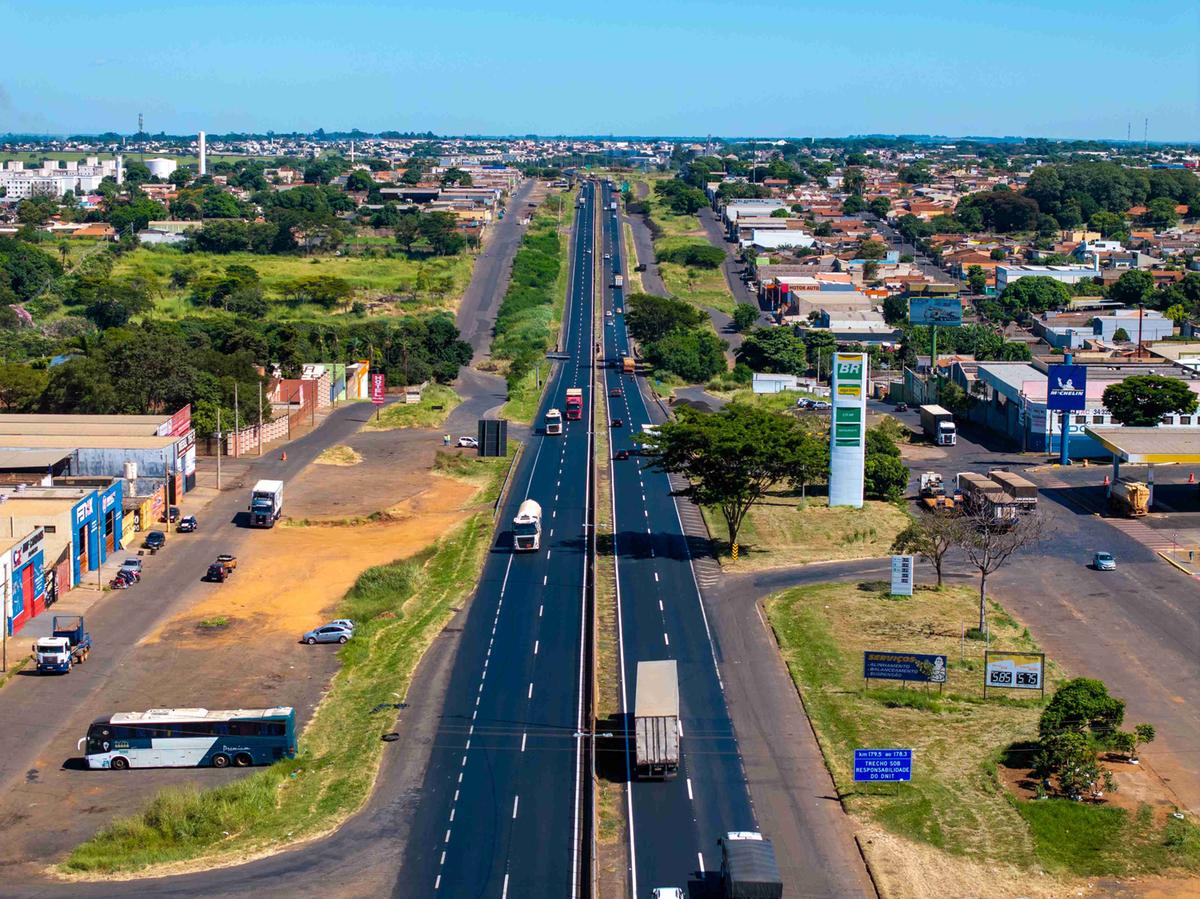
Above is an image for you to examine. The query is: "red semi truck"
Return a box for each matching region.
[565,388,583,421]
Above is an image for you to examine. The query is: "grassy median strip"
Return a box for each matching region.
[365,383,461,430]
[62,512,493,876]
[764,582,1200,884]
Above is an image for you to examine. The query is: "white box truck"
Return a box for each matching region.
[249,479,284,528]
[513,499,542,551]
[634,660,679,779]
[545,408,563,436]
[919,404,957,446]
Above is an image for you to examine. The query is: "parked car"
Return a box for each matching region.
[611,418,623,428]
[1093,551,1117,571]
[143,531,166,551]
[610,387,623,397]
[796,398,813,409]
[164,506,181,523]
[206,562,230,583]
[302,623,353,645]
[812,400,832,411]
[216,553,238,571]
[119,559,142,579]
[895,402,909,412]
[177,515,198,533]
[328,619,356,631]
[457,436,479,448]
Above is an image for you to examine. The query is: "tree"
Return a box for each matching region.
[1102,375,1199,426]
[864,453,908,501]
[658,243,725,268]
[735,327,808,375]
[803,330,838,370]
[857,238,887,260]
[1039,678,1126,741]
[0,362,48,411]
[937,380,970,416]
[646,404,806,551]
[994,276,1071,321]
[394,214,421,254]
[644,328,727,383]
[732,303,759,332]
[891,513,958,588]
[842,195,864,214]
[967,265,988,294]
[1088,210,1126,238]
[345,169,375,192]
[1165,303,1189,325]
[1109,269,1154,306]
[418,212,465,255]
[956,510,1044,631]
[625,293,705,342]
[786,431,828,498]
[1142,197,1179,229]
[868,197,891,219]
[440,167,473,187]
[842,167,866,196]
[1112,327,1130,342]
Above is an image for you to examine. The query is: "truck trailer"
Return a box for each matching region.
[958,472,1018,528]
[513,499,543,551]
[634,660,679,779]
[718,832,784,899]
[988,470,1038,510]
[249,479,284,528]
[919,404,957,446]
[565,388,584,421]
[622,356,635,374]
[613,274,624,289]
[33,615,92,673]
[1109,480,1150,517]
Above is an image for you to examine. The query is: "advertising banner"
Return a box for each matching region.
[863,651,947,683]
[854,748,913,782]
[984,651,1045,694]
[890,554,914,596]
[909,297,963,326]
[370,373,386,406]
[829,353,867,508]
[1046,365,1087,412]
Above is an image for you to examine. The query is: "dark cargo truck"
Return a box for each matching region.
[719,832,784,899]
[634,659,679,779]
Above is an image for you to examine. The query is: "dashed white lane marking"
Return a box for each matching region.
[539,604,544,617]
[449,807,456,822]
[654,572,659,582]
[445,828,452,843]
[664,632,670,646]
[697,852,705,874]
[659,599,664,611]
[534,640,539,655]
[543,575,548,586]
[678,720,684,738]
[528,682,534,699]
[435,874,441,890]
[512,796,520,819]
[687,778,694,801]
[521,732,527,752]
[502,873,510,899]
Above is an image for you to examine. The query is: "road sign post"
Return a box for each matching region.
[370,373,386,420]
[1047,358,1086,466]
[853,748,913,782]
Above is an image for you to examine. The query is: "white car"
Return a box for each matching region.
[651,890,684,899]
[457,436,479,448]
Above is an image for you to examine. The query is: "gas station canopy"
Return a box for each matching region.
[1085,427,1200,464]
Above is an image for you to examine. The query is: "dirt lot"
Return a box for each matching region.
[0,424,483,871]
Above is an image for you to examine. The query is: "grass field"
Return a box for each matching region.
[113,246,475,319]
[765,581,1200,885]
[641,188,735,314]
[64,484,503,875]
[703,493,910,568]
[365,384,460,431]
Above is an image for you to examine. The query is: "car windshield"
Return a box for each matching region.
[1096,553,1113,561]
[123,560,139,566]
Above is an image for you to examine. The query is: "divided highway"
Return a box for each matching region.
[399,182,597,897]
[599,181,758,896]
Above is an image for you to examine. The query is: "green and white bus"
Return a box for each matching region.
[80,707,297,770]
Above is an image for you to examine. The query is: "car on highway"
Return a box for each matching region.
[177,515,198,533]
[302,623,353,645]
[603,253,611,259]
[651,890,684,899]
[615,449,631,461]
[609,387,623,397]
[457,436,479,448]
[1093,551,1117,571]
[143,530,166,551]
[611,418,623,428]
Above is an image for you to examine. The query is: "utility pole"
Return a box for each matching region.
[233,382,239,459]
[258,380,264,457]
[216,406,222,491]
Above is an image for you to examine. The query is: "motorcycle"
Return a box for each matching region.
[110,575,131,590]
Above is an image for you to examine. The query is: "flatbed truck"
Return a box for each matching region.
[33,615,92,673]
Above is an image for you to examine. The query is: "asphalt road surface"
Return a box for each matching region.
[602,180,758,898]
[397,180,597,897]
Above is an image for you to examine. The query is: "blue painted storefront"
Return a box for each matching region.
[70,481,123,585]
[9,530,46,636]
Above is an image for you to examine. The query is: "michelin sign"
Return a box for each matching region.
[829,352,867,508]
[1046,364,1087,412]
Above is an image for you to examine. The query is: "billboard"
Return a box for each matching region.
[890,554,914,596]
[909,297,963,326]
[829,353,867,508]
[984,651,1045,693]
[1046,364,1087,412]
[854,748,912,782]
[863,651,947,684]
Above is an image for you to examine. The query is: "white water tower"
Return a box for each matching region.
[198,131,207,176]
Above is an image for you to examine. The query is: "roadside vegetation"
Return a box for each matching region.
[765,582,1200,889]
[366,383,460,431]
[497,190,575,422]
[64,502,499,875]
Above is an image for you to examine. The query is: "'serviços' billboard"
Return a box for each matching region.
[863,651,947,683]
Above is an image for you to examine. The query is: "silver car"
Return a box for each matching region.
[1093,552,1116,571]
[302,623,353,645]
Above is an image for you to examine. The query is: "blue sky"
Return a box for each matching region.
[4,0,1197,140]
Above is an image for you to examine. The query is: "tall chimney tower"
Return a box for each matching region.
[115,154,124,185]
[198,131,207,176]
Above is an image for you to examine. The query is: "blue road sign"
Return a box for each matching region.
[1047,364,1087,412]
[854,748,913,782]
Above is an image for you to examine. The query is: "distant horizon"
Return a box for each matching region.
[7,0,1197,142]
[1,130,1196,148]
